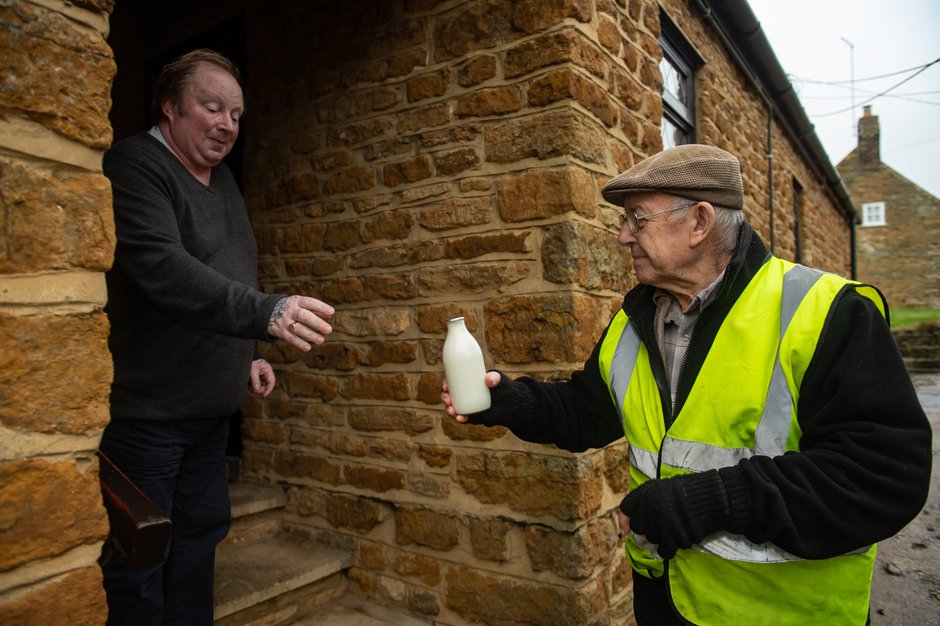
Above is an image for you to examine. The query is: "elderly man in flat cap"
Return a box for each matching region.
[442,144,931,625]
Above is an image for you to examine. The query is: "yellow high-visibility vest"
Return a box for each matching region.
[599,258,885,625]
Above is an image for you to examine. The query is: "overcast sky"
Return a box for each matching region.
[746,0,940,199]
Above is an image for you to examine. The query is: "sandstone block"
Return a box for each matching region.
[341,372,411,401]
[433,147,481,177]
[457,55,497,87]
[418,196,493,231]
[391,550,442,586]
[407,69,451,102]
[272,449,342,483]
[242,419,288,446]
[408,472,450,499]
[362,273,418,300]
[323,166,375,196]
[432,0,518,62]
[455,450,605,520]
[445,566,608,626]
[440,415,507,442]
[324,492,387,533]
[320,277,364,305]
[484,110,607,165]
[333,307,411,337]
[484,292,611,363]
[280,370,339,402]
[364,340,419,365]
[0,458,107,571]
[303,342,365,371]
[344,463,406,493]
[348,407,435,436]
[417,444,452,468]
[383,156,432,187]
[525,517,619,579]
[361,209,416,243]
[505,30,606,80]
[0,312,111,434]
[541,221,631,291]
[369,438,413,462]
[511,0,593,33]
[416,305,480,333]
[398,103,452,134]
[395,506,459,551]
[497,166,597,221]
[443,232,529,259]
[469,516,512,562]
[417,260,530,296]
[0,161,114,273]
[0,566,106,626]
[527,69,618,127]
[455,86,523,118]
[0,4,114,148]
[350,241,443,269]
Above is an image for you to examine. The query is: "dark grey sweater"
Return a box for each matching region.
[105,131,282,420]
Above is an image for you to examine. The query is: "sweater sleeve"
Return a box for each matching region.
[105,137,281,340]
[707,288,932,558]
[466,329,626,452]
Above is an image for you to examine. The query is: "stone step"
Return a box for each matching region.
[223,482,288,547]
[214,533,352,625]
[298,594,432,626]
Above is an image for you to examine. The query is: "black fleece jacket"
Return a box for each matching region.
[467,223,932,559]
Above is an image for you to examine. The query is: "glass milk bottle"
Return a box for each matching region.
[443,317,491,414]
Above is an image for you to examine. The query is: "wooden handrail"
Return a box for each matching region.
[97,450,172,569]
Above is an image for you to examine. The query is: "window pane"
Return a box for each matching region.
[661,116,681,149]
[660,57,684,103]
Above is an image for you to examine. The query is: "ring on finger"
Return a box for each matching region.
[288,322,297,333]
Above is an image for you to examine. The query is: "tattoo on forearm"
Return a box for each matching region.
[268,297,290,327]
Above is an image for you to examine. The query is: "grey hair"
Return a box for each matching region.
[669,196,744,253]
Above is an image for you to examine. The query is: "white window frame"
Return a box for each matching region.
[861,201,886,227]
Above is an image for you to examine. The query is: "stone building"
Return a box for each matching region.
[837,106,940,309]
[0,0,860,624]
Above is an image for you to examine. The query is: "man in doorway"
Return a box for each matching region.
[100,49,335,625]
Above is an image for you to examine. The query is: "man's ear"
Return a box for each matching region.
[689,201,714,248]
[161,98,177,122]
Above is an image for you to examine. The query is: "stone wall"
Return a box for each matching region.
[0,0,115,623]
[234,1,854,624]
[0,0,859,624]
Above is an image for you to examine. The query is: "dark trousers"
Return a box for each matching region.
[633,570,682,626]
[98,416,232,626]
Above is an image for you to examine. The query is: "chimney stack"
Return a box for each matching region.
[858,105,880,168]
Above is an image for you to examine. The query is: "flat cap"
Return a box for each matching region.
[601,144,743,209]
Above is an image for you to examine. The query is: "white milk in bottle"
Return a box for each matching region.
[443,317,491,414]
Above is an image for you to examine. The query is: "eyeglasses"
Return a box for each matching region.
[618,201,699,233]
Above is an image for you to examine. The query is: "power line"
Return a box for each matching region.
[792,57,940,85]
[809,58,940,117]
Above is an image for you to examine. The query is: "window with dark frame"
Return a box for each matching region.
[659,14,702,148]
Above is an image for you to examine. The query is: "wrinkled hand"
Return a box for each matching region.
[268,295,335,351]
[249,358,276,397]
[441,372,501,423]
[619,470,728,560]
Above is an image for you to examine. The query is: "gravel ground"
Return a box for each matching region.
[869,373,940,625]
